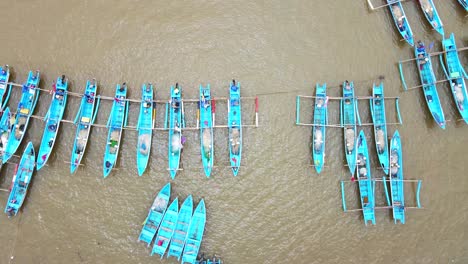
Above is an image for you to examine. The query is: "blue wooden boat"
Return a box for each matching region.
[370,83,389,174]
[457,0,468,11]
[312,83,327,174]
[138,183,171,246]
[228,80,242,176]
[415,41,446,129]
[355,130,376,225]
[168,84,183,179]
[196,255,223,264]
[70,79,99,173]
[167,195,193,261]
[388,130,405,224]
[103,83,128,178]
[3,71,40,164]
[199,84,214,177]
[0,65,12,110]
[181,199,206,264]
[341,81,358,176]
[137,83,154,176]
[36,75,68,170]
[440,33,468,124]
[151,197,179,257]
[387,0,414,46]
[4,142,35,217]
[418,0,444,36]
[0,107,12,167]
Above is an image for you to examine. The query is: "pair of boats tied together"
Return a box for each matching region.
[138,183,207,264]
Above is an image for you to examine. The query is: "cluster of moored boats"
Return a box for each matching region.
[137,183,218,264]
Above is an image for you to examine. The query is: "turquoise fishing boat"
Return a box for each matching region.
[370,83,389,174]
[181,199,206,264]
[70,79,99,173]
[168,84,183,179]
[440,33,468,124]
[355,130,376,225]
[341,81,358,176]
[312,83,327,174]
[167,195,193,261]
[103,83,128,178]
[418,0,444,36]
[199,84,214,177]
[0,65,12,110]
[387,0,414,46]
[388,130,405,224]
[137,83,154,176]
[151,197,179,257]
[196,255,223,264]
[0,107,11,167]
[457,0,468,11]
[415,41,446,129]
[4,142,35,217]
[139,183,171,246]
[36,75,68,170]
[3,71,40,164]
[228,80,242,176]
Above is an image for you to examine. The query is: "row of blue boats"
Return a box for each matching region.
[399,33,468,129]
[0,68,245,178]
[137,183,215,264]
[379,0,467,46]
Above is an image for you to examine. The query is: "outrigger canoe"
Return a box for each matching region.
[151,197,179,257]
[137,83,154,176]
[5,142,35,217]
[0,65,12,110]
[0,107,11,167]
[196,256,223,264]
[440,33,468,124]
[388,130,405,224]
[457,0,468,11]
[139,182,171,246]
[3,71,40,164]
[103,83,128,178]
[418,0,444,36]
[167,195,193,261]
[341,81,358,176]
[355,130,376,225]
[228,80,242,176]
[36,75,68,170]
[199,84,214,177]
[70,79,99,173]
[415,41,446,129]
[312,83,327,174]
[387,0,414,46]
[370,83,389,174]
[181,199,206,264]
[168,84,183,179]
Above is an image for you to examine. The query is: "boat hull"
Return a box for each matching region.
[370,83,389,174]
[356,130,376,225]
[389,130,405,224]
[181,199,206,264]
[228,81,242,176]
[0,107,11,170]
[312,83,327,174]
[418,0,444,36]
[199,85,214,177]
[167,195,193,261]
[168,85,183,179]
[151,198,179,257]
[341,81,357,176]
[137,84,154,176]
[387,0,414,46]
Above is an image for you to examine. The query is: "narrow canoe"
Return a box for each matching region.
[0,107,12,167]
[139,182,171,246]
[70,79,98,174]
[457,0,468,11]
[389,130,405,224]
[168,84,183,179]
[151,197,179,257]
[418,0,444,36]
[5,142,35,217]
[103,83,128,178]
[387,0,414,46]
[167,195,193,261]
[199,84,214,177]
[137,83,154,176]
[3,71,40,164]
[341,81,357,176]
[196,257,223,264]
[36,76,68,170]
[0,65,11,109]
[356,130,376,225]
[415,41,446,129]
[441,33,468,124]
[312,83,327,174]
[181,199,206,264]
[370,83,389,174]
[228,80,242,176]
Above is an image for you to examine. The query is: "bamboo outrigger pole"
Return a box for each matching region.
[367,0,409,11]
